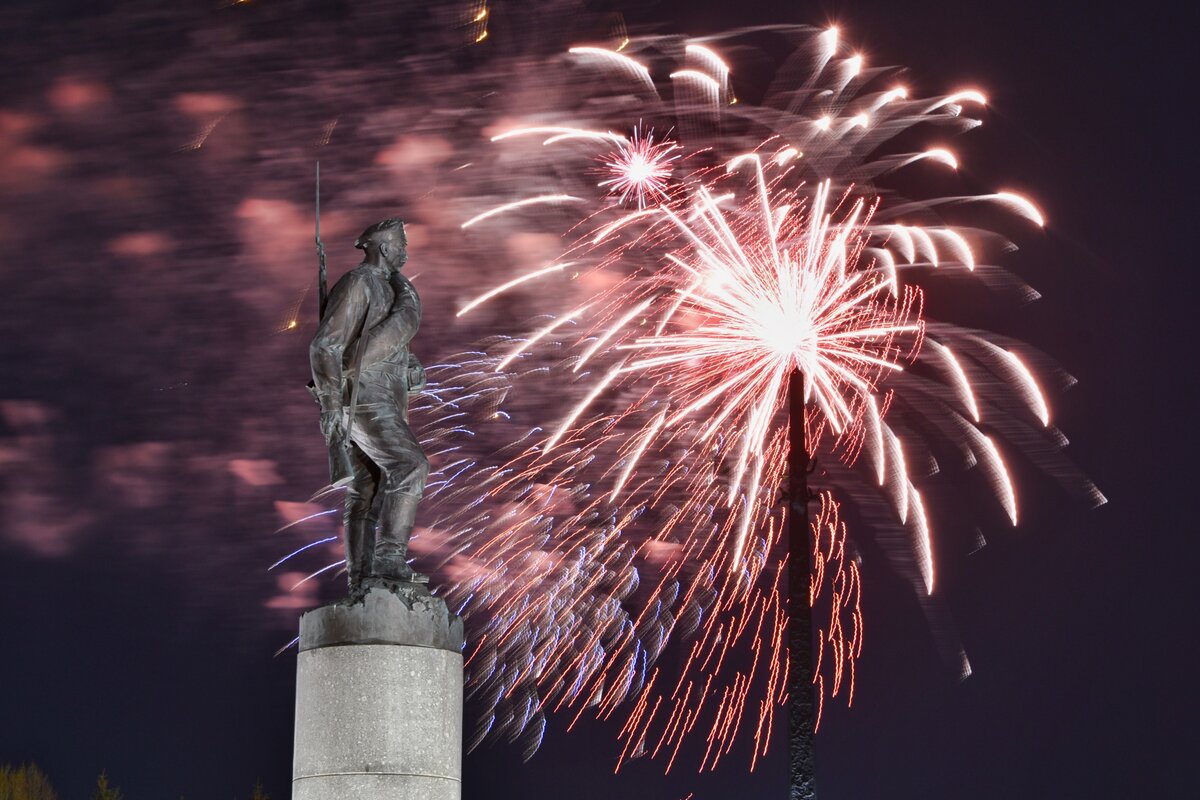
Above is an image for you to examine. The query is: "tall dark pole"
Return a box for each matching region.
[787,367,816,799]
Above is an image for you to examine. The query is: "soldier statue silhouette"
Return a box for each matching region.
[310,217,429,594]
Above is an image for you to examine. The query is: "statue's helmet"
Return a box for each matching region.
[354,217,407,250]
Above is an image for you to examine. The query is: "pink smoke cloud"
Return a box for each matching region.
[0,401,93,557]
[47,77,111,115]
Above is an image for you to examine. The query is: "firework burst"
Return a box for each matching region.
[584,166,925,569]
[449,149,925,770]
[596,125,680,209]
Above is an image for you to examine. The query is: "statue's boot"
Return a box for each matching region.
[344,515,376,595]
[373,492,427,583]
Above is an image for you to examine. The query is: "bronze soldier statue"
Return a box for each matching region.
[310,218,429,593]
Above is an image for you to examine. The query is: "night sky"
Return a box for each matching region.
[0,1,1192,798]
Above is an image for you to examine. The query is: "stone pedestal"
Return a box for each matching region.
[292,585,465,800]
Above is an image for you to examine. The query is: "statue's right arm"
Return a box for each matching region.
[309,273,368,413]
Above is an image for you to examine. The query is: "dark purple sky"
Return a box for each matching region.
[0,1,1192,798]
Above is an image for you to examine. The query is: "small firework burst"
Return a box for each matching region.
[597,126,680,209]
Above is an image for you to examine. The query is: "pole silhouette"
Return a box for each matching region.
[787,367,816,799]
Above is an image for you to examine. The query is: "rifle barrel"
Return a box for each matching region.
[316,162,328,320]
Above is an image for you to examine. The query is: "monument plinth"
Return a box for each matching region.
[292,585,465,800]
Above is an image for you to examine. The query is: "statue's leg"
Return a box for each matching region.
[372,427,430,583]
[348,398,429,583]
[343,441,380,593]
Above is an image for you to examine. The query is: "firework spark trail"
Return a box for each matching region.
[277,23,1103,775]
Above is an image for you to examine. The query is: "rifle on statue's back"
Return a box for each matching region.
[309,162,355,490]
[316,162,329,319]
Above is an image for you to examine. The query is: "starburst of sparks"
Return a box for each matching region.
[597,126,680,209]
[594,167,925,569]
[446,149,925,769]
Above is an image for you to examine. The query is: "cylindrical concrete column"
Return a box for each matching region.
[292,585,465,800]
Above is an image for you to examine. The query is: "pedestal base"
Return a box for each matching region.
[292,586,465,800]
